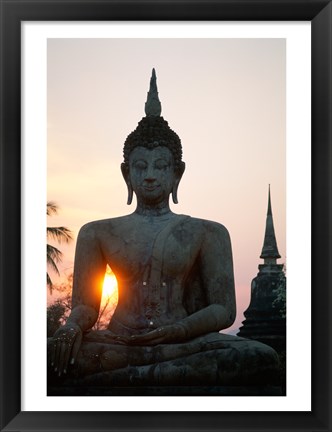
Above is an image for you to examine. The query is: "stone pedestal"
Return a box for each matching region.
[48,331,282,396]
[48,385,282,396]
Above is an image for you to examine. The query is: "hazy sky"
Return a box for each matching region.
[47,38,286,334]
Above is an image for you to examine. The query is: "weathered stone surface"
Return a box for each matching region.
[48,70,281,395]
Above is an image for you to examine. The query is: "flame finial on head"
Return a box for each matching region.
[145,68,162,117]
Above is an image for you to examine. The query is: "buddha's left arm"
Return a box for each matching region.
[130,222,236,345]
[176,222,236,338]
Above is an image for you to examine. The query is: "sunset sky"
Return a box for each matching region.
[47,37,286,334]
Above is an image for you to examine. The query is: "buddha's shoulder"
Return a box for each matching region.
[180,215,231,238]
[78,215,134,236]
[78,214,230,240]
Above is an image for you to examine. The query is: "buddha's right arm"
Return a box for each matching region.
[68,222,107,331]
[66,305,99,332]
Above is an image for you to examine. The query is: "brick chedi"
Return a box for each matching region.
[237,186,286,353]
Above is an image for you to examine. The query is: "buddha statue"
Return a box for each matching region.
[48,69,280,394]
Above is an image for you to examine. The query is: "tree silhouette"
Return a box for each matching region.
[47,301,67,337]
[47,272,118,334]
[47,201,73,292]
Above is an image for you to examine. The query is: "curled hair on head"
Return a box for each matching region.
[122,116,183,173]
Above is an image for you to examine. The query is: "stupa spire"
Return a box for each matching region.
[260,185,281,263]
[238,185,286,355]
[144,68,162,117]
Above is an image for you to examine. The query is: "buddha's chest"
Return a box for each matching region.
[101,220,201,282]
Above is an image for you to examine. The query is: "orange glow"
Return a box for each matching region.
[102,267,118,299]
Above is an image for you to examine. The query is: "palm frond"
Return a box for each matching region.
[47,273,53,293]
[46,202,73,293]
[47,245,61,294]
[47,258,60,277]
[47,244,62,268]
[47,201,58,216]
[47,226,73,243]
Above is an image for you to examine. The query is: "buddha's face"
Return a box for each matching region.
[128,146,176,205]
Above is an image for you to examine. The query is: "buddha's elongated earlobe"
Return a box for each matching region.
[172,162,185,204]
[121,163,133,205]
[172,185,179,204]
[126,185,133,205]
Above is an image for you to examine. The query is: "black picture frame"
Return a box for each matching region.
[0,1,331,431]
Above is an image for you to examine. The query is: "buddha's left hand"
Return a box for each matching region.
[129,324,187,345]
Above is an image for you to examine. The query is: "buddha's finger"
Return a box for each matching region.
[62,340,74,374]
[113,335,130,344]
[54,339,62,372]
[50,340,57,367]
[70,330,83,365]
[132,334,167,346]
[58,341,68,376]
[140,336,165,345]
[130,328,166,344]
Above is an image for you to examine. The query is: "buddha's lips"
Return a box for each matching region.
[143,185,160,191]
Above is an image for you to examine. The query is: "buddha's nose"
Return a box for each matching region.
[144,176,156,183]
[144,166,156,182]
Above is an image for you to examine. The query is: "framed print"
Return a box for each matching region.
[0,1,331,431]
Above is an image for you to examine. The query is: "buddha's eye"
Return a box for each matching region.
[155,159,169,170]
[133,160,147,170]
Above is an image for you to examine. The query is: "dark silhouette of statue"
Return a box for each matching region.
[48,69,279,394]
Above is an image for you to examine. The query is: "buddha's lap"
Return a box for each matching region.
[72,330,279,373]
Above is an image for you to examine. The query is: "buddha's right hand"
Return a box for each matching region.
[50,322,82,376]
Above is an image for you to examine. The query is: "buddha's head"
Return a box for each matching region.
[121,69,185,205]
